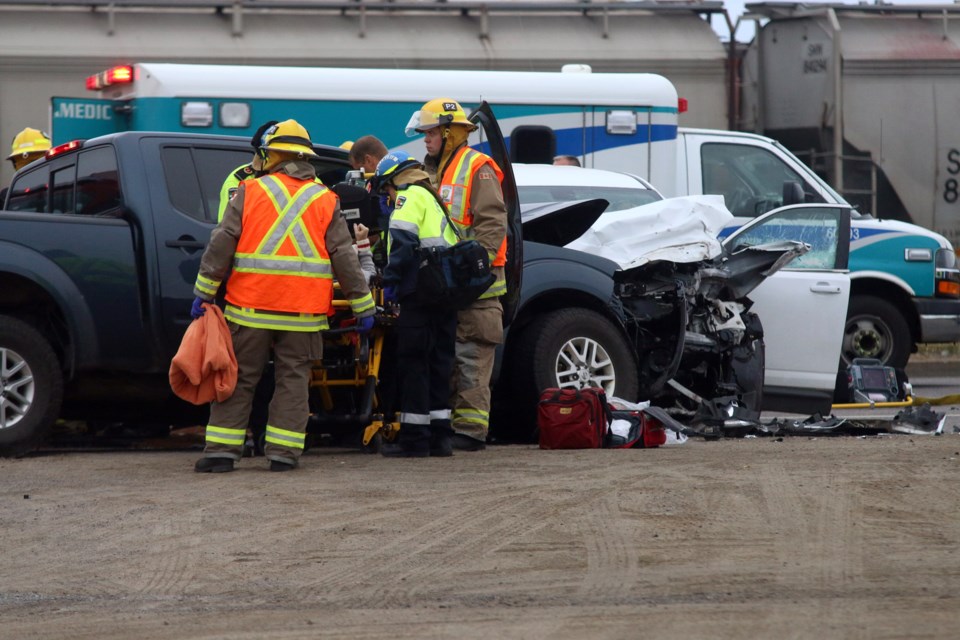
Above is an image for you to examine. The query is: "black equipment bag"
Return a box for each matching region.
[416,239,495,310]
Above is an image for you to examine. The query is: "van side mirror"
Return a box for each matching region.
[782,180,805,206]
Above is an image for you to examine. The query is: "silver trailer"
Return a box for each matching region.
[741,2,960,246]
[0,0,730,185]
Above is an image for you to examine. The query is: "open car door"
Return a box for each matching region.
[469,102,523,328]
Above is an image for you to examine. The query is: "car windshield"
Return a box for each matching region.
[518,185,661,212]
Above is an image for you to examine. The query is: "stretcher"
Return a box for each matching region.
[302,287,400,453]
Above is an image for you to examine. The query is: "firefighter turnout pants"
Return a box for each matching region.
[203,323,322,465]
[452,297,504,442]
[396,299,458,452]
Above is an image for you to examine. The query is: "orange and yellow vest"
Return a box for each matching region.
[439,146,507,268]
[225,173,336,329]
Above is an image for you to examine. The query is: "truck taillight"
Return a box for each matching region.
[47,140,83,158]
[86,65,134,91]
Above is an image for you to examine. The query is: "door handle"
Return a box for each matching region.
[810,281,842,294]
[166,236,205,251]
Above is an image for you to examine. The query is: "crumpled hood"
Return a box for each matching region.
[564,196,733,269]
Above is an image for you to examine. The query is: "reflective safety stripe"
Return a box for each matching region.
[258,177,328,257]
[233,254,332,277]
[195,274,221,297]
[479,277,507,299]
[205,425,246,446]
[224,304,329,331]
[390,219,419,234]
[430,409,452,420]
[399,412,431,425]
[447,150,476,225]
[453,408,489,426]
[348,292,376,315]
[265,425,306,450]
[420,236,450,248]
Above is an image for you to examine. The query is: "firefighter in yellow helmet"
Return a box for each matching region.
[406,98,508,451]
[192,119,376,473]
[7,128,51,171]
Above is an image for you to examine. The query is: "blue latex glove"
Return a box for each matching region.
[190,297,207,319]
[382,285,398,304]
[356,316,375,334]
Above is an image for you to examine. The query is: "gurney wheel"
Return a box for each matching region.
[361,432,382,454]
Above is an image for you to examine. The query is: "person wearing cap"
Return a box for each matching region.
[372,150,459,457]
[406,98,507,451]
[191,119,376,473]
[7,127,51,171]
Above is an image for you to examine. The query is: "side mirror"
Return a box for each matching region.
[782,180,805,206]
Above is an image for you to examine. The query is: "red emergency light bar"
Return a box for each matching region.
[86,65,134,91]
[678,97,688,114]
[47,140,83,158]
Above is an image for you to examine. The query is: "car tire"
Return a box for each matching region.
[507,308,639,442]
[842,295,912,369]
[0,315,64,457]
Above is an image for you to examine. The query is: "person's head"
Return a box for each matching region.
[372,150,428,198]
[254,119,317,171]
[248,120,279,172]
[405,98,477,160]
[553,155,581,167]
[348,135,389,174]
[8,127,51,171]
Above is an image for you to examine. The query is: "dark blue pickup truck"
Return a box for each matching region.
[0,107,811,456]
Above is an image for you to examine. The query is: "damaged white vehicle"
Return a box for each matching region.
[498,195,851,435]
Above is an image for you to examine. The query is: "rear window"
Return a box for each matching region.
[518,185,661,212]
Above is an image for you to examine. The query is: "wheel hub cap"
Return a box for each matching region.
[0,347,35,430]
[556,337,616,394]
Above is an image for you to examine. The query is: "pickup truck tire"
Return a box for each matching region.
[0,316,64,457]
[523,306,638,401]
[842,296,911,369]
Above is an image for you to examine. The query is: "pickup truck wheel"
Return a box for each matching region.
[0,316,63,457]
[524,307,639,398]
[842,296,911,369]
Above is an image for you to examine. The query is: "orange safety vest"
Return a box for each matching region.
[439,146,508,267]
[226,173,337,315]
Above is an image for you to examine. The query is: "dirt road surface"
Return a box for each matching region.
[2,435,959,639]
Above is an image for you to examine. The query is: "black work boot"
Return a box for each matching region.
[194,457,235,473]
[381,442,430,458]
[269,459,297,472]
[451,433,487,451]
[429,428,454,457]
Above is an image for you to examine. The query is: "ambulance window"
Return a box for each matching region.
[50,164,76,214]
[6,168,49,212]
[76,146,122,216]
[161,146,205,221]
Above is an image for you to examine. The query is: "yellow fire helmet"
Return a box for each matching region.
[7,127,51,160]
[258,119,317,157]
[405,98,477,137]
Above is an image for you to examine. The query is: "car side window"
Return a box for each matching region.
[162,146,250,223]
[76,146,122,216]
[729,207,842,269]
[6,167,49,212]
[702,143,825,217]
[50,164,76,214]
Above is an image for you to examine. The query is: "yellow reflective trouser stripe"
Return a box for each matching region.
[349,292,375,315]
[265,425,306,450]
[195,274,220,297]
[479,277,507,299]
[224,305,329,331]
[454,409,489,426]
[206,425,246,446]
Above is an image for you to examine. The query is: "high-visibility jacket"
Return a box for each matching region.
[438,146,507,268]
[228,173,337,329]
[217,163,255,222]
[383,183,458,297]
